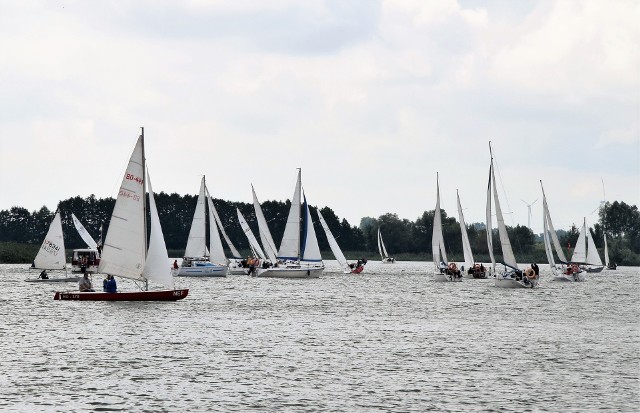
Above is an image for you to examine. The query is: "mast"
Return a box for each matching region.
[141,127,148,290]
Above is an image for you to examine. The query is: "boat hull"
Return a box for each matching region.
[255,266,323,278]
[25,277,81,283]
[584,266,604,273]
[434,272,462,282]
[54,289,189,301]
[494,277,536,288]
[174,266,228,277]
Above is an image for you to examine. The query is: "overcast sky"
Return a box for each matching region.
[0,0,638,235]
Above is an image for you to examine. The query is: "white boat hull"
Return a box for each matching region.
[433,272,462,282]
[255,265,323,279]
[25,276,81,283]
[494,277,536,288]
[174,265,228,277]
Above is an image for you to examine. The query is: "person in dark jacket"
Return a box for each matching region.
[105,274,117,293]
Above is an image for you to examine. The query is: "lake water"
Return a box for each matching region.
[0,261,638,412]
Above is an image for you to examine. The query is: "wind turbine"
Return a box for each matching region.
[521,198,538,229]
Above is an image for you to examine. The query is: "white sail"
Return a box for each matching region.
[208,197,241,259]
[184,177,207,258]
[486,167,496,271]
[432,174,448,266]
[277,170,301,260]
[572,220,587,263]
[586,225,603,266]
[542,202,555,267]
[491,163,517,269]
[378,229,390,259]
[236,208,267,260]
[98,136,147,281]
[540,188,567,263]
[456,190,474,270]
[252,185,278,262]
[301,194,322,262]
[318,209,349,271]
[33,211,66,270]
[604,234,610,267]
[142,170,173,288]
[206,190,227,264]
[71,213,98,250]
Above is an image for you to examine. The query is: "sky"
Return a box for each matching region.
[0,0,638,235]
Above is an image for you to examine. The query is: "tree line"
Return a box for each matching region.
[0,194,638,265]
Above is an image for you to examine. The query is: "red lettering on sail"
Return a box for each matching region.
[125,173,144,185]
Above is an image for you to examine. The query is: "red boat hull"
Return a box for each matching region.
[54,289,189,301]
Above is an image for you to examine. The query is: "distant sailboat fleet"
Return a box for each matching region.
[24,133,616,299]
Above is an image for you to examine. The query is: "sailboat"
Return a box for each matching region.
[432,173,462,282]
[541,181,585,282]
[604,234,616,270]
[317,210,365,274]
[175,176,228,277]
[254,170,324,278]
[378,229,395,264]
[457,190,487,279]
[571,218,604,273]
[486,143,538,288]
[26,211,79,283]
[70,213,101,274]
[54,129,188,301]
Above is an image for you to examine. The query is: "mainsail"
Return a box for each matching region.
[184,177,208,258]
[277,170,302,261]
[33,211,66,270]
[456,190,474,270]
[432,174,448,267]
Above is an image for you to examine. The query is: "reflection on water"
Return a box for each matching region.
[0,262,638,412]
